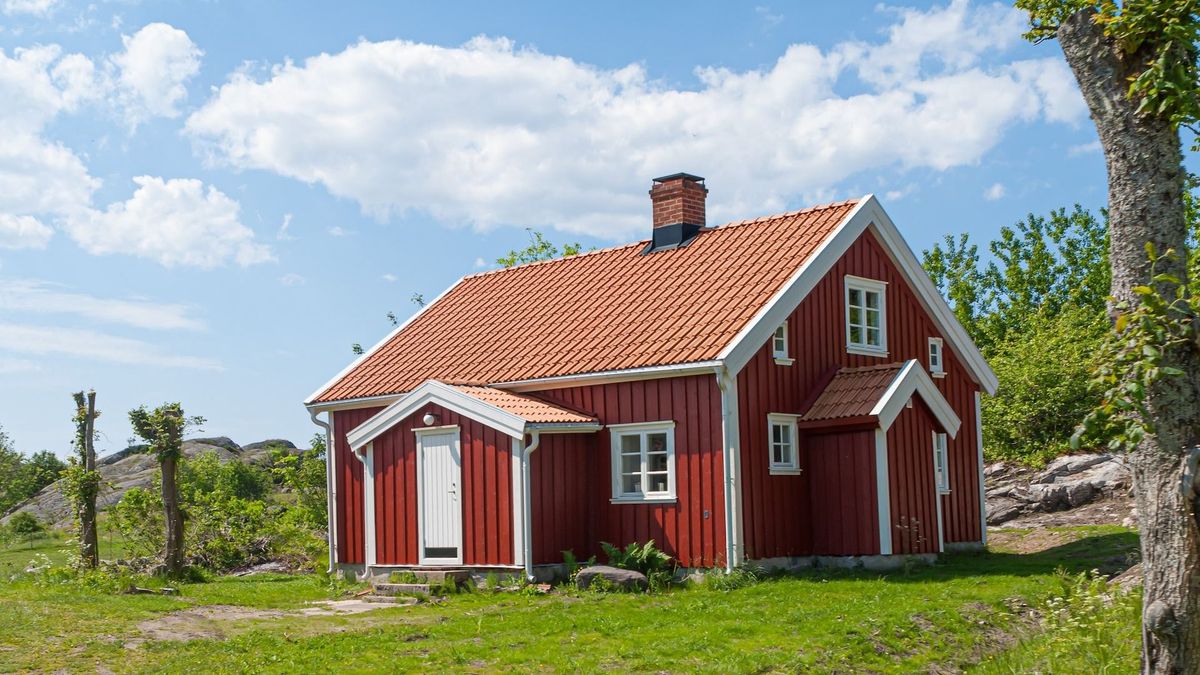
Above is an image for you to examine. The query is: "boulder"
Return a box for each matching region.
[1064,480,1097,508]
[575,565,648,591]
[1027,483,1069,511]
[1033,453,1112,484]
[986,500,1026,526]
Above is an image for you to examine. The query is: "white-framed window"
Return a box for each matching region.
[610,421,676,502]
[772,323,788,359]
[845,276,887,355]
[933,432,950,493]
[767,414,800,474]
[928,337,944,375]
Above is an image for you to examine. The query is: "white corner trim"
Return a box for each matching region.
[304,279,465,405]
[975,391,987,546]
[346,380,528,450]
[511,437,525,567]
[871,360,962,437]
[364,442,376,568]
[875,428,892,555]
[716,368,744,571]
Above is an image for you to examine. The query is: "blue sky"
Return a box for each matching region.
[0,0,1142,457]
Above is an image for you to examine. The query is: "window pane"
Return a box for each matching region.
[648,453,668,472]
[620,434,641,454]
[848,306,861,325]
[849,325,862,344]
[849,289,861,306]
[775,325,786,339]
[865,291,879,310]
[622,454,640,474]
[866,308,880,328]
[622,474,640,494]
[646,432,668,455]
[867,327,881,346]
[647,473,668,493]
[779,425,791,444]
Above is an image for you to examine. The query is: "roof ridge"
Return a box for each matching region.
[460,197,862,281]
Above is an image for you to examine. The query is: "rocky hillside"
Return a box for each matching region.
[0,437,298,529]
[985,453,1136,529]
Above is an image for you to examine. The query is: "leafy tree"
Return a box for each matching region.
[1016,1,1200,670]
[23,451,65,493]
[0,427,66,515]
[128,403,205,577]
[496,228,583,268]
[67,391,100,568]
[269,435,328,530]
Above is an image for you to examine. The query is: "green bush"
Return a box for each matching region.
[6,512,43,537]
[600,540,674,590]
[982,307,1110,466]
[108,487,164,559]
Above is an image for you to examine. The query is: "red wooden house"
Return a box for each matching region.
[305,174,997,579]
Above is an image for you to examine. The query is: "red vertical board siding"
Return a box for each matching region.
[332,406,384,565]
[736,229,983,559]
[533,374,726,568]
[806,429,878,555]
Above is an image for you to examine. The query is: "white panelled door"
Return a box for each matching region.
[417,428,463,565]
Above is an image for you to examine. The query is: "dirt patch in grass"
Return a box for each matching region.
[128,599,396,648]
[989,528,1085,554]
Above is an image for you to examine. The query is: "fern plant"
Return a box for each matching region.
[599,540,674,590]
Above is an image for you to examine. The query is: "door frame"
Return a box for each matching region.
[415,425,464,566]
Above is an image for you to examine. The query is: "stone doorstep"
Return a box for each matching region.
[362,594,420,605]
[372,582,431,596]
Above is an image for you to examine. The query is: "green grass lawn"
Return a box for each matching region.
[0,520,130,575]
[0,526,1140,673]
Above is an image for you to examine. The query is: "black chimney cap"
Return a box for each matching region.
[652,172,705,184]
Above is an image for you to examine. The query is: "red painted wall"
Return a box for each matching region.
[369,402,515,566]
[333,406,383,565]
[533,375,726,568]
[736,229,983,559]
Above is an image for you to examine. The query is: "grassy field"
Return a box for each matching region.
[0,526,1140,673]
[0,520,130,575]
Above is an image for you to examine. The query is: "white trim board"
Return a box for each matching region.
[871,360,962,438]
[874,428,892,556]
[346,380,527,449]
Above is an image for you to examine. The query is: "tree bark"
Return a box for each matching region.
[79,391,98,569]
[160,455,184,577]
[1057,9,1200,674]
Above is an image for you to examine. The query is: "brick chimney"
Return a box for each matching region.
[646,173,707,253]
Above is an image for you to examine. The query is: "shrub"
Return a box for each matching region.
[704,565,762,591]
[108,487,164,560]
[600,540,674,590]
[6,512,43,537]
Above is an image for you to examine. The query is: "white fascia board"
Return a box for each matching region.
[346,380,527,450]
[304,278,466,406]
[527,423,603,433]
[305,393,405,414]
[861,202,998,395]
[871,360,962,438]
[720,197,872,376]
[494,361,723,393]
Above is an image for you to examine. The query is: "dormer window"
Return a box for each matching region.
[845,276,887,355]
[772,323,793,365]
[928,337,944,376]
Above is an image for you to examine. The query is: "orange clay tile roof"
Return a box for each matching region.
[449,385,598,425]
[312,199,860,403]
[800,363,906,422]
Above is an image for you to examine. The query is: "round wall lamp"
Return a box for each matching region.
[422,412,438,426]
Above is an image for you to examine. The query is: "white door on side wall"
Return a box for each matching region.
[417,427,463,565]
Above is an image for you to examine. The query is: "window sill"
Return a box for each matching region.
[847,346,889,357]
[769,467,802,476]
[773,357,795,366]
[610,496,677,505]
[931,371,947,379]
[938,488,952,495]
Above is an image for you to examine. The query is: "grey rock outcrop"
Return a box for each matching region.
[986,453,1131,526]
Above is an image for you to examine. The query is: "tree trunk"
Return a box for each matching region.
[79,391,99,569]
[1057,9,1200,674]
[160,455,185,577]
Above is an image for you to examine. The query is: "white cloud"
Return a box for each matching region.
[755,6,783,30]
[2,0,58,17]
[110,22,202,127]
[1069,140,1101,156]
[187,2,1084,239]
[381,273,398,282]
[279,272,305,286]
[0,322,221,369]
[983,182,1006,200]
[0,214,52,249]
[276,212,294,240]
[473,257,487,268]
[65,176,274,268]
[327,225,348,237]
[0,356,39,374]
[0,279,204,329]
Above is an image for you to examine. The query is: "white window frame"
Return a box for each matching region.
[609,421,677,503]
[845,275,888,356]
[767,414,801,475]
[928,337,945,377]
[772,322,794,365]
[933,431,950,493]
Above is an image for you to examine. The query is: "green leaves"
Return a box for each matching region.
[128,402,205,462]
[496,229,584,268]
